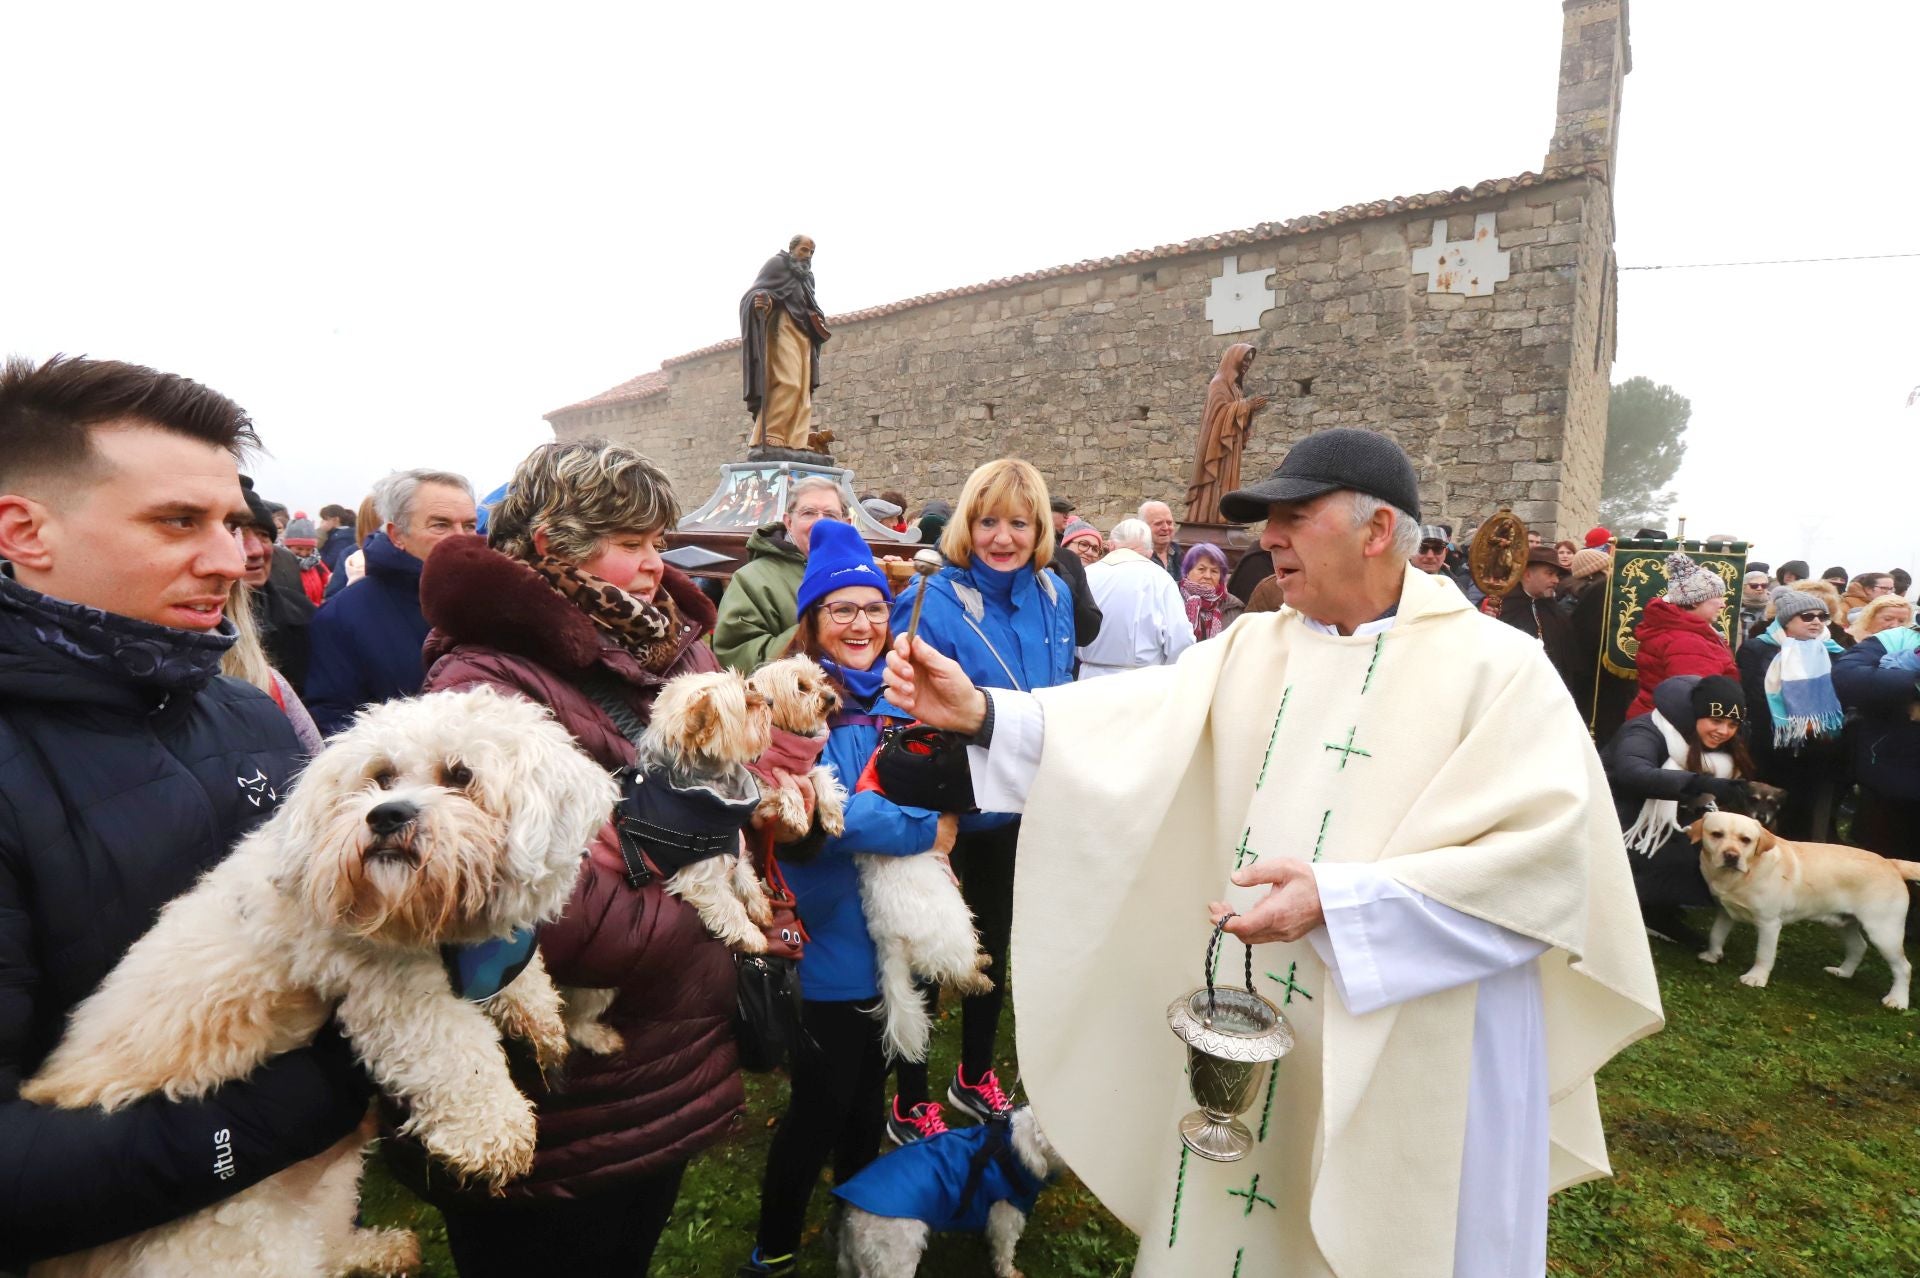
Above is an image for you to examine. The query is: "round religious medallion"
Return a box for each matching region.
[1470,508,1530,598]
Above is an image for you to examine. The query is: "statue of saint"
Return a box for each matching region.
[1185,343,1269,524]
[740,234,831,452]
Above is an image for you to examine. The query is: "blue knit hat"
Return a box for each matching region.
[796,518,893,614]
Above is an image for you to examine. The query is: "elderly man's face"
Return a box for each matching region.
[1142,503,1175,550]
[387,482,478,563]
[791,237,815,263]
[1743,578,1771,605]
[1051,510,1070,536]
[785,489,844,557]
[1412,542,1448,573]
[1258,492,1372,622]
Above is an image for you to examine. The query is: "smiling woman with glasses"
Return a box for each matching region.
[748,517,962,1273]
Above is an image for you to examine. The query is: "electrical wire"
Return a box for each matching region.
[1621,251,1920,272]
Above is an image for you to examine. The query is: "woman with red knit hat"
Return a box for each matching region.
[1625,552,1740,719]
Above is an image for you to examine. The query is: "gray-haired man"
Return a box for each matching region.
[305,468,476,733]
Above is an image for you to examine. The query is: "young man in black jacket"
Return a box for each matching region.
[0,355,370,1271]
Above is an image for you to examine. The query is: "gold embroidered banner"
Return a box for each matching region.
[1599,539,1749,678]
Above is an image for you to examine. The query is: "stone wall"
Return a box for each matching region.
[552,173,1615,539]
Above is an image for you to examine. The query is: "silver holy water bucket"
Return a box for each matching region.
[1167,917,1293,1162]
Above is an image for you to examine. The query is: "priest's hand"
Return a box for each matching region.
[1210,858,1324,944]
[885,635,987,735]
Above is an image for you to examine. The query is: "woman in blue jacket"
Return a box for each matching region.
[887,459,1076,1128]
[742,519,959,1278]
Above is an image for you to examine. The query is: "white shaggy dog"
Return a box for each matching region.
[836,1105,1065,1278]
[562,669,776,1049]
[754,654,989,1062]
[21,687,617,1278]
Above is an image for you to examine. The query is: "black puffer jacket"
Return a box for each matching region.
[0,574,369,1267]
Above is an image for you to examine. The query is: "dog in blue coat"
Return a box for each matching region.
[833,1105,1065,1277]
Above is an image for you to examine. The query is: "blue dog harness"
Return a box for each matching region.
[833,1114,1047,1233]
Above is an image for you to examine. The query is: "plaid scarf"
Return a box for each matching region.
[1179,577,1228,641]
[528,554,683,674]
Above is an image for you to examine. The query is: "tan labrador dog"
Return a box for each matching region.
[1690,811,1920,1010]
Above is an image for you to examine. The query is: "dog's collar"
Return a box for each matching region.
[440,927,538,1003]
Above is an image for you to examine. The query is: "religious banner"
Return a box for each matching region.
[1598,539,1749,678]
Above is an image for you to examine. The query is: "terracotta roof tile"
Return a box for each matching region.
[549,165,1602,419]
[550,370,670,415]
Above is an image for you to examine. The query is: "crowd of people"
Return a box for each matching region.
[0,351,1905,1277]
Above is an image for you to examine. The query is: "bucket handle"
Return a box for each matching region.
[1204,913,1255,1024]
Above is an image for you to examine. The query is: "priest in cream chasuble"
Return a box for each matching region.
[883,430,1663,1278]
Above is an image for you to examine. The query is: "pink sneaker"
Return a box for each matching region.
[946,1066,1013,1121]
[886,1097,950,1145]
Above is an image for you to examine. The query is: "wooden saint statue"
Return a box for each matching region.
[741,234,831,451]
[1185,343,1269,524]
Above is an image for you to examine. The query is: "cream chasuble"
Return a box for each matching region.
[1005,565,1663,1278]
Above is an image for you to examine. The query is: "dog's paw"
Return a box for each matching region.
[755,781,813,843]
[1824,964,1853,980]
[568,1020,626,1055]
[1738,969,1770,988]
[1697,950,1722,964]
[414,1094,538,1190]
[812,768,847,837]
[331,1224,421,1276]
[733,927,769,954]
[1883,989,1910,1011]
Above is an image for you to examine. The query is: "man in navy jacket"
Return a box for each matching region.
[0,355,370,1270]
[305,467,475,735]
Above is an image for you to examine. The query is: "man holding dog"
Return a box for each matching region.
[886,428,1662,1278]
[0,356,371,1271]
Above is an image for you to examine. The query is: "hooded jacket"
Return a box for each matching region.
[318,524,356,577]
[0,574,368,1266]
[304,534,432,734]
[713,523,806,674]
[404,535,742,1199]
[1625,597,1738,719]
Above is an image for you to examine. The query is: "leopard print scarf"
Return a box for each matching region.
[529,555,683,674]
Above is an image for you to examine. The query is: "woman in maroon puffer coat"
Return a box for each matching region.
[401,439,743,1277]
[1625,552,1740,720]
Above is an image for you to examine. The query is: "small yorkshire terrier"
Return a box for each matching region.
[649,669,777,947]
[747,654,850,842]
[562,670,778,1051]
[22,688,618,1278]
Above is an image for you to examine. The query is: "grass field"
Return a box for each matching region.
[361,915,1920,1276]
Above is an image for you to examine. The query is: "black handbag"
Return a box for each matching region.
[870,722,977,813]
[733,949,806,1073]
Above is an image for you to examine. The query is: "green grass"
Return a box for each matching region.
[361,918,1920,1276]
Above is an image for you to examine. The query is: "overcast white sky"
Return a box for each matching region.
[4,2,1914,574]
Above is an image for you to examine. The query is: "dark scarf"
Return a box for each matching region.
[1180,577,1229,641]
[820,655,885,704]
[528,554,682,673]
[0,568,234,690]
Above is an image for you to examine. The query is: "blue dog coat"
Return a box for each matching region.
[833,1117,1047,1234]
